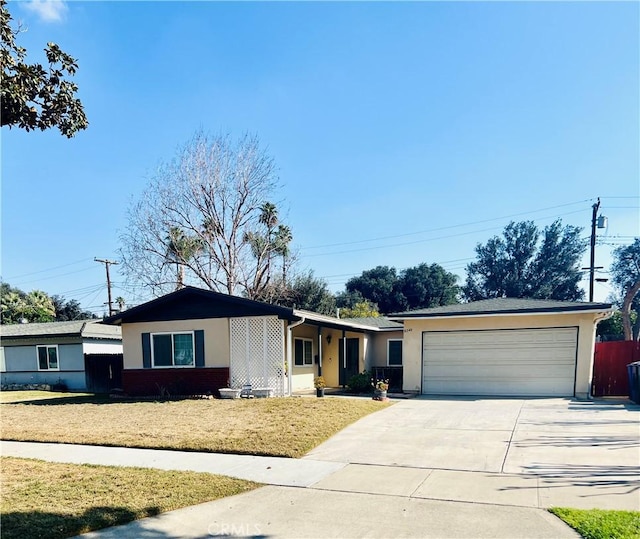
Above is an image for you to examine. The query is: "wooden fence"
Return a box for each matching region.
[592,341,640,397]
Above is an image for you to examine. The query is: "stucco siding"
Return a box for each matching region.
[122,318,230,369]
[290,324,321,390]
[0,342,86,389]
[402,312,600,398]
[2,343,84,372]
[369,331,404,367]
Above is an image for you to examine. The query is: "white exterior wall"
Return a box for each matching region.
[83,341,123,354]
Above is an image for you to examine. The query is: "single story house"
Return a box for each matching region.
[103,286,403,396]
[0,320,123,392]
[389,298,613,399]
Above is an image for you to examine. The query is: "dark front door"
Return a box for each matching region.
[339,338,360,386]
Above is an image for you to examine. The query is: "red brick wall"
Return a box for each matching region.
[123,367,230,396]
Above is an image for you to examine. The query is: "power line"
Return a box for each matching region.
[300,199,593,251]
[303,209,587,259]
[7,265,98,287]
[2,258,94,281]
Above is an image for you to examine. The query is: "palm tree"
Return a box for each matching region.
[115,297,126,312]
[25,290,55,322]
[166,227,202,290]
[259,202,278,231]
[274,224,293,283]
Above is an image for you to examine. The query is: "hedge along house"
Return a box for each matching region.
[0,320,123,392]
[389,298,613,399]
[103,286,403,397]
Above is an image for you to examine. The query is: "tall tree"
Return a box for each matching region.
[463,220,586,301]
[345,263,459,314]
[0,284,55,324]
[398,263,460,310]
[165,227,203,290]
[119,132,291,299]
[610,238,640,340]
[345,266,401,314]
[51,295,97,321]
[0,0,87,137]
[243,202,293,300]
[275,272,337,316]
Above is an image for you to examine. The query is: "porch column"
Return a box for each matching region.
[317,326,323,377]
[342,329,346,388]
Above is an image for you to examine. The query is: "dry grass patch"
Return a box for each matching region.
[1,456,259,539]
[1,395,391,457]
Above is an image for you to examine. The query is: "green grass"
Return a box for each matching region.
[1,391,391,458]
[1,456,260,539]
[550,508,640,539]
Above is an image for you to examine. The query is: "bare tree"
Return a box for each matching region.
[119,131,291,298]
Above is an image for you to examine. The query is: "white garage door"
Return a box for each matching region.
[422,327,577,396]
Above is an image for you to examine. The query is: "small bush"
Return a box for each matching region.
[347,371,372,394]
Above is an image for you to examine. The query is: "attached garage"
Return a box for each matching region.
[422,327,577,396]
[391,298,613,399]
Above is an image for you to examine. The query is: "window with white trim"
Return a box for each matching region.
[294,338,313,367]
[37,345,59,370]
[387,339,403,366]
[151,332,195,367]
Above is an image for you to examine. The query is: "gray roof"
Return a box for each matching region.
[340,317,403,330]
[0,320,121,340]
[389,298,613,319]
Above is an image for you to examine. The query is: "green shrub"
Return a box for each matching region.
[347,371,372,394]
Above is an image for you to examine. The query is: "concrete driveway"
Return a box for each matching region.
[305,397,640,511]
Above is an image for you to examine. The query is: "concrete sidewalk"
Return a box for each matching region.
[1,440,345,487]
[81,486,579,539]
[2,440,582,538]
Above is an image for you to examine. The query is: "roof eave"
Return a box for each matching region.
[389,306,614,321]
[293,310,383,332]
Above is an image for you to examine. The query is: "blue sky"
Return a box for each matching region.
[2,0,638,315]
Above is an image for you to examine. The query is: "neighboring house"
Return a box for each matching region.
[0,320,123,392]
[389,298,613,399]
[103,287,403,396]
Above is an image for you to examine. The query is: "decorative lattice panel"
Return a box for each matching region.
[229,316,285,396]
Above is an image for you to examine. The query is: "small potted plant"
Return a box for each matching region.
[372,378,389,401]
[314,376,326,398]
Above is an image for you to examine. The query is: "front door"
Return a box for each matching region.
[338,338,360,386]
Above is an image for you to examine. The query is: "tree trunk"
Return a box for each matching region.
[622,278,640,341]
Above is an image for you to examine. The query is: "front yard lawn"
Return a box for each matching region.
[1,456,259,539]
[1,392,390,458]
[550,508,640,539]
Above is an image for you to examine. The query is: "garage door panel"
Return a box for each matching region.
[422,328,577,397]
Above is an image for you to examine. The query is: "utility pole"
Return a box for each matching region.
[95,258,119,316]
[583,199,607,302]
[588,199,600,302]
